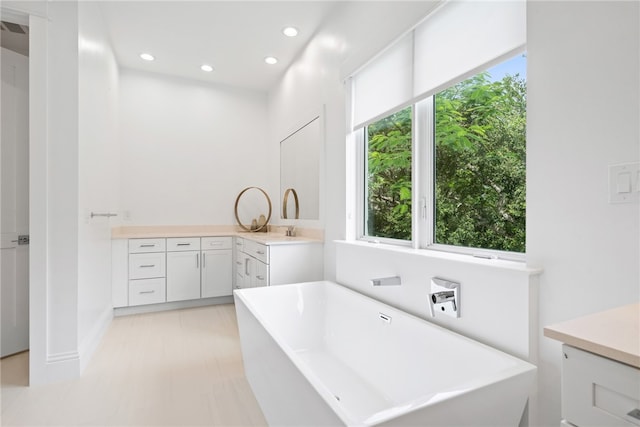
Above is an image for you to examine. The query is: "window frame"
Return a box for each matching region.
[355,73,526,262]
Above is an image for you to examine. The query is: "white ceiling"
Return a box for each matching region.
[99,1,340,92]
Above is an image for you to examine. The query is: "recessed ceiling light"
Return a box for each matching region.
[282,27,299,37]
[140,53,155,61]
[264,56,278,65]
[201,64,214,72]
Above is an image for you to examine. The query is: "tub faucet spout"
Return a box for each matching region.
[431,291,456,308]
[370,276,401,286]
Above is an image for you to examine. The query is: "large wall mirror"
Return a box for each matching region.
[280,116,321,220]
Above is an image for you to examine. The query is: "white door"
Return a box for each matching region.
[166,251,201,302]
[201,249,233,298]
[1,47,29,357]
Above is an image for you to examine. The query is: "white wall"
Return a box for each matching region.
[527,2,640,426]
[29,1,81,385]
[77,1,120,371]
[271,1,640,425]
[268,0,440,279]
[25,0,121,385]
[118,70,269,226]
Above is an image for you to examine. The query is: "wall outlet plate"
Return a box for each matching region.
[429,277,460,318]
[609,162,640,203]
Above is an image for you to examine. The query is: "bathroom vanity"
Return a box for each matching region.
[234,235,323,289]
[111,226,323,313]
[544,303,640,427]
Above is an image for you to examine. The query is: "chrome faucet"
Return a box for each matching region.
[429,278,460,318]
[370,276,401,286]
[431,291,456,309]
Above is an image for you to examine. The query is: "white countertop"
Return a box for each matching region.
[544,303,640,368]
[111,225,323,245]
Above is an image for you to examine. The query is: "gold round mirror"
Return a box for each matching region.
[234,187,272,232]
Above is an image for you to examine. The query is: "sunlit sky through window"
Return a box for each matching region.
[487,53,527,82]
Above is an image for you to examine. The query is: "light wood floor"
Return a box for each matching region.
[0,304,267,426]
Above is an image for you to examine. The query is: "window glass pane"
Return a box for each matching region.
[365,106,412,240]
[434,54,526,252]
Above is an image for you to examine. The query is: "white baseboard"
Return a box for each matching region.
[114,296,233,317]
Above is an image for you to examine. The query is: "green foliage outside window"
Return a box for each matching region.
[366,107,412,240]
[365,62,526,252]
[435,72,526,252]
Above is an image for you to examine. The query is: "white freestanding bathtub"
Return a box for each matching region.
[234,281,536,426]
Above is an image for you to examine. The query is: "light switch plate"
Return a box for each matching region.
[609,162,640,203]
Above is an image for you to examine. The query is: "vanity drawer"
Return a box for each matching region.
[562,344,640,427]
[243,239,269,264]
[202,236,233,250]
[129,278,166,306]
[166,237,201,252]
[129,253,166,279]
[129,238,165,253]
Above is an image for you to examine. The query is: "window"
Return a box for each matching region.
[434,55,527,253]
[365,106,412,241]
[359,54,527,256]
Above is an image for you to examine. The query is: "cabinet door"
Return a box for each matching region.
[253,259,269,287]
[562,345,640,427]
[201,249,233,297]
[238,254,253,289]
[166,251,201,302]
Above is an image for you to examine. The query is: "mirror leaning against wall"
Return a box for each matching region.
[234,187,272,232]
[280,115,321,220]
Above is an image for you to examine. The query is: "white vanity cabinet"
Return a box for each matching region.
[112,235,235,310]
[234,236,323,289]
[234,238,247,288]
[561,345,640,427]
[127,238,166,306]
[201,237,233,298]
[544,303,640,427]
[166,237,201,302]
[234,238,267,289]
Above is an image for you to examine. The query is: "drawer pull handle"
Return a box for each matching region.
[236,261,242,265]
[177,243,191,246]
[628,409,640,421]
[256,250,265,255]
[209,241,223,246]
[140,244,155,248]
[256,275,264,280]
[139,264,155,268]
[139,290,155,294]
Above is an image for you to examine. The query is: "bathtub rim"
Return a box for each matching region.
[234,280,537,426]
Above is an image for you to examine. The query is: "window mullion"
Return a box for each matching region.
[415,97,434,249]
[355,128,366,240]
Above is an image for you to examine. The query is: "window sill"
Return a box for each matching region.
[334,239,542,275]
